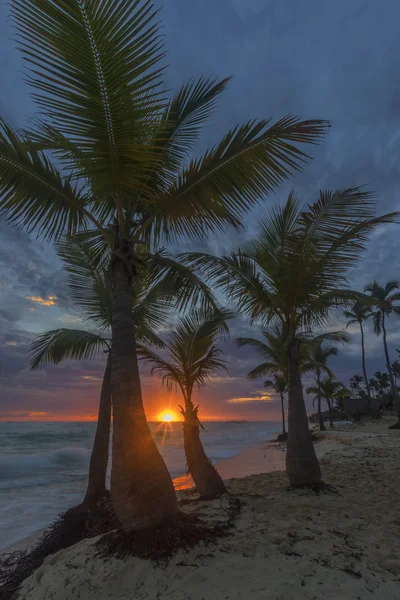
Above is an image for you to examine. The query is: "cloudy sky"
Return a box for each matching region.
[1,0,400,421]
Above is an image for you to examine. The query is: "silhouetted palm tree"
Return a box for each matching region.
[343,302,373,410]
[184,187,398,487]
[264,375,288,439]
[307,377,347,428]
[140,310,233,498]
[365,281,400,422]
[303,343,341,431]
[236,324,346,436]
[30,238,217,507]
[0,0,328,530]
[350,374,364,398]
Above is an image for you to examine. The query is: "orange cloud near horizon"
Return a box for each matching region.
[25,295,58,307]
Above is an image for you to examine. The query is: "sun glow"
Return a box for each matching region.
[158,410,178,423]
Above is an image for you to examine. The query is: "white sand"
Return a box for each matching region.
[12,417,400,599]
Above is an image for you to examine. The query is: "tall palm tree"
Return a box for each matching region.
[303,343,339,432]
[307,377,347,428]
[0,0,328,530]
[264,375,288,439]
[365,281,400,423]
[343,302,373,410]
[140,310,232,499]
[184,188,398,487]
[30,237,219,508]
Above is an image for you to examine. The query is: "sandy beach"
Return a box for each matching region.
[7,416,399,600]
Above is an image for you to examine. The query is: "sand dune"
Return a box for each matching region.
[14,418,400,600]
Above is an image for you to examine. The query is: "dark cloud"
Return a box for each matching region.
[1,0,400,419]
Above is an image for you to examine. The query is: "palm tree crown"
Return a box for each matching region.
[140,309,232,402]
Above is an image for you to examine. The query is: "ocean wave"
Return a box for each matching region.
[0,447,90,482]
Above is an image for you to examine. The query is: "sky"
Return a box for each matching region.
[1,0,400,421]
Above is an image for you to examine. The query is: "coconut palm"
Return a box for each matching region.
[264,375,288,439]
[343,302,373,409]
[184,187,398,487]
[365,281,400,422]
[369,377,378,398]
[307,377,347,428]
[0,0,329,529]
[140,309,232,498]
[349,374,364,398]
[30,237,219,508]
[236,323,346,436]
[373,371,390,400]
[303,343,342,431]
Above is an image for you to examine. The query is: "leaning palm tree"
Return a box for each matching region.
[0,0,329,530]
[343,302,373,410]
[184,187,398,487]
[303,343,339,432]
[140,310,232,499]
[30,237,219,508]
[307,377,347,428]
[365,281,400,423]
[264,375,288,439]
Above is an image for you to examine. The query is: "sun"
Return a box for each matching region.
[158,410,178,423]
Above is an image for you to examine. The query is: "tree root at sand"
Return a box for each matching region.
[0,496,118,600]
[96,496,242,561]
[288,482,340,495]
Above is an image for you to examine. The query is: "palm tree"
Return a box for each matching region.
[369,377,378,398]
[30,237,218,508]
[392,361,400,387]
[307,377,347,428]
[0,0,329,530]
[303,343,339,432]
[373,371,390,400]
[350,374,364,398]
[184,188,398,487]
[343,302,373,410]
[365,281,400,422]
[140,310,232,498]
[236,324,346,436]
[264,375,288,439]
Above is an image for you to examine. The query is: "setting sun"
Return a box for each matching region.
[158,410,179,423]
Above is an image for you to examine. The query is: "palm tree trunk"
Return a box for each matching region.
[83,353,112,508]
[317,370,326,432]
[280,392,286,435]
[110,256,178,531]
[359,321,372,414]
[183,397,226,499]
[326,398,334,428]
[382,313,400,422]
[286,336,321,487]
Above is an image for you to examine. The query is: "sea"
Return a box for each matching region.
[0,420,281,550]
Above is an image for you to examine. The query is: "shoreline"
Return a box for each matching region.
[4,427,339,553]
[13,416,400,599]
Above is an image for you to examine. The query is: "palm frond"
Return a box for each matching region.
[12,0,166,200]
[57,236,112,329]
[150,116,329,241]
[0,119,91,241]
[146,251,221,313]
[30,328,108,369]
